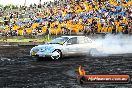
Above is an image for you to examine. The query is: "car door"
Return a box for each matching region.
[64,37,79,56]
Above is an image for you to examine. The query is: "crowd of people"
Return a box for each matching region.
[0,0,132,37]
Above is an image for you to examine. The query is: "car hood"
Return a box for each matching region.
[31,43,63,52]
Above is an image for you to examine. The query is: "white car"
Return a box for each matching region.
[30,36,103,60]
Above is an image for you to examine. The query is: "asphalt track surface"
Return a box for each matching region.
[0,46,132,88]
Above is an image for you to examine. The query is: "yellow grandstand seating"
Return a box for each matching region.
[117,26,123,33]
[42,27,47,33]
[17,29,23,35]
[32,23,39,28]
[83,3,89,12]
[107,26,112,32]
[50,29,56,35]
[97,27,102,33]
[12,25,20,30]
[26,28,32,34]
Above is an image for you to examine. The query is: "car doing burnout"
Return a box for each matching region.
[30,36,103,60]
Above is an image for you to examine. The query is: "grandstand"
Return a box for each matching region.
[0,0,131,36]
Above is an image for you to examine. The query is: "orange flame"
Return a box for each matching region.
[78,66,86,76]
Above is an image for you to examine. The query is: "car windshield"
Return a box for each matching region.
[49,37,69,45]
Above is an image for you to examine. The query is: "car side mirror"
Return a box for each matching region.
[67,42,72,45]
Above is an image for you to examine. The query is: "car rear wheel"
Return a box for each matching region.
[51,50,62,60]
[89,48,100,57]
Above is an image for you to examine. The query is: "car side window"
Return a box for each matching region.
[67,37,78,45]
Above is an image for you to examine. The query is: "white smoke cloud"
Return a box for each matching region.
[93,33,132,56]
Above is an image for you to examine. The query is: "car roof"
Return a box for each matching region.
[61,36,85,39]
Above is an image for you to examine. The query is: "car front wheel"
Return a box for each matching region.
[51,50,62,60]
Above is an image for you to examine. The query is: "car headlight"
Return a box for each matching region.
[40,48,45,52]
[31,48,39,52]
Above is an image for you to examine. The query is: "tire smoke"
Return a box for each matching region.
[94,34,132,56]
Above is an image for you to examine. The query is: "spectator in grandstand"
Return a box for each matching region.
[0,0,131,36]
